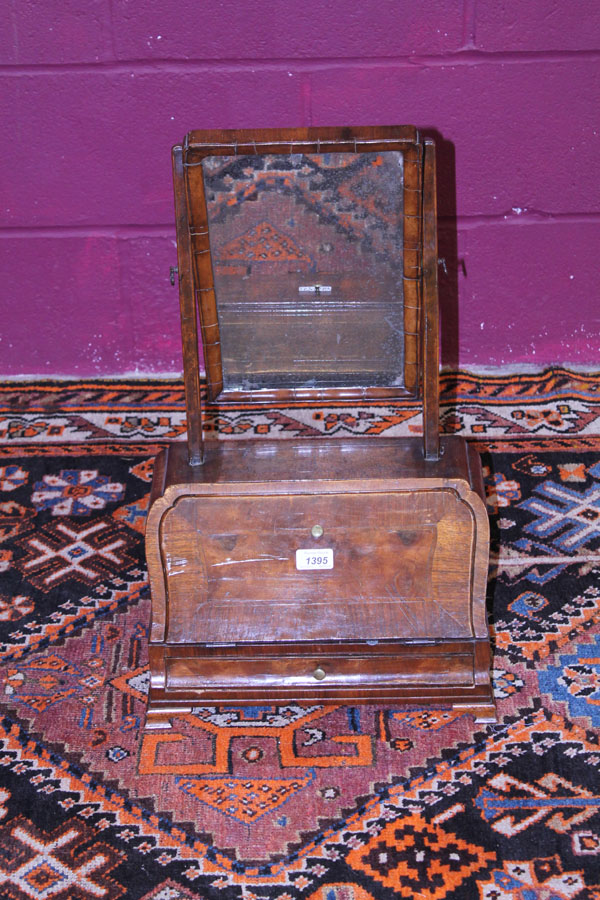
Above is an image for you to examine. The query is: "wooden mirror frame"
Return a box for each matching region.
[172,126,439,465]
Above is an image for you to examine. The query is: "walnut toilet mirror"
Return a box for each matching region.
[144,126,495,729]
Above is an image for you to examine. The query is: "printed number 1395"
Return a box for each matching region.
[296,549,334,570]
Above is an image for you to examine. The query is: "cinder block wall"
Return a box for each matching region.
[1,1,599,376]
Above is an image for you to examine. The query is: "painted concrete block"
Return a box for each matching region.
[0,0,113,65]
[118,234,184,374]
[475,0,600,52]
[2,59,597,229]
[0,69,303,228]
[111,0,463,61]
[0,235,128,376]
[2,220,598,374]
[457,219,600,365]
[309,60,600,218]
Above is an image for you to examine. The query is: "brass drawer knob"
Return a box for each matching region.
[313,666,326,681]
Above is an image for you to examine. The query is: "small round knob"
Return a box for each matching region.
[313,666,326,681]
[311,524,324,539]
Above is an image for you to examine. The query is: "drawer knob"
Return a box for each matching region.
[311,524,324,539]
[313,666,326,681]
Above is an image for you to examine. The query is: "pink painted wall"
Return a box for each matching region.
[1,1,599,376]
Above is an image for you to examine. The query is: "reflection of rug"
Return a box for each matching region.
[1,372,600,899]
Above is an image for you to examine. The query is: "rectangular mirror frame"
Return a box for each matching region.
[172,126,439,464]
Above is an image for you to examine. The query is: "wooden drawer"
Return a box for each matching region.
[164,651,474,692]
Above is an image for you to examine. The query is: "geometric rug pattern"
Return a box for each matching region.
[1,368,600,446]
[0,371,600,899]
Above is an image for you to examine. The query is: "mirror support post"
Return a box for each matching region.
[172,145,204,466]
[422,139,441,462]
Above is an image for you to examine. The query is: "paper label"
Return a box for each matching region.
[296,548,334,570]
[298,285,332,293]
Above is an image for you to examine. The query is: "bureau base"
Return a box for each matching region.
[145,436,495,726]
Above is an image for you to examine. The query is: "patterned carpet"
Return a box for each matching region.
[1,369,600,900]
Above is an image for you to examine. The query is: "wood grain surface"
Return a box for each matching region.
[146,127,494,727]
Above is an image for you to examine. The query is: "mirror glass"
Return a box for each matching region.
[202,151,405,391]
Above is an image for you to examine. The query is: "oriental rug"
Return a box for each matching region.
[0,370,600,900]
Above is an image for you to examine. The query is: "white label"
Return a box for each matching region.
[296,548,334,570]
[298,285,332,293]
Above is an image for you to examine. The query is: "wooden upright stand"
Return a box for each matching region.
[145,127,495,728]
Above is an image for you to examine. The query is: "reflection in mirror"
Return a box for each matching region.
[202,151,405,392]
